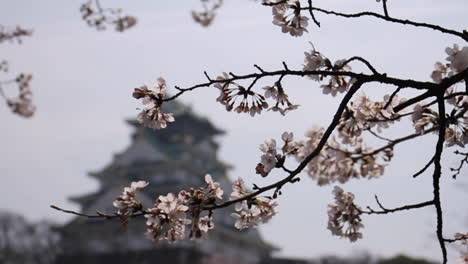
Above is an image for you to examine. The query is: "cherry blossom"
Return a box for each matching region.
[320,60,353,96]
[327,186,364,242]
[446,44,468,73]
[454,233,468,263]
[265,81,299,115]
[6,74,35,118]
[113,181,148,221]
[256,139,278,177]
[231,197,277,229]
[271,0,309,37]
[205,174,224,199]
[303,47,328,81]
[133,77,175,129]
[145,192,190,242]
[80,0,137,32]
[214,72,268,116]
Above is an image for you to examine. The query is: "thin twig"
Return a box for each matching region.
[361,198,433,215]
[382,0,389,17]
[383,86,402,109]
[413,155,435,178]
[306,0,321,27]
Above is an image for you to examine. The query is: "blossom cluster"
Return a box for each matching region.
[113,175,277,242]
[113,181,148,223]
[256,132,300,177]
[341,93,406,139]
[303,47,355,96]
[133,77,175,129]
[411,100,467,148]
[252,127,389,186]
[230,178,278,229]
[262,81,300,115]
[431,44,468,83]
[414,44,468,147]
[5,74,36,118]
[214,72,269,116]
[271,0,309,37]
[80,1,137,32]
[0,25,32,44]
[191,0,223,27]
[327,186,364,242]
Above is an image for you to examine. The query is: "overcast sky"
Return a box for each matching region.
[1,0,467,262]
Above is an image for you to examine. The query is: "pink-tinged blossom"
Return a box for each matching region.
[230,178,249,211]
[257,139,278,177]
[445,126,468,148]
[454,232,468,263]
[349,93,406,133]
[230,178,247,200]
[232,197,278,229]
[6,74,35,118]
[411,104,438,134]
[145,191,190,242]
[272,0,309,37]
[303,47,328,81]
[214,72,268,116]
[431,62,449,83]
[281,131,300,155]
[327,186,364,242]
[264,81,299,115]
[197,216,214,237]
[204,174,224,199]
[263,85,278,100]
[113,181,148,221]
[430,44,468,83]
[446,44,468,73]
[133,77,175,129]
[294,126,386,185]
[320,60,353,97]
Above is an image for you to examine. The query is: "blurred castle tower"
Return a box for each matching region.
[57,101,276,264]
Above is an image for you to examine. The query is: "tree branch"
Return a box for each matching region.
[361,197,433,215]
[432,91,448,263]
[302,6,468,42]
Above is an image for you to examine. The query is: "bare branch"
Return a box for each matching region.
[413,155,435,178]
[381,0,389,17]
[361,197,433,215]
[433,92,448,263]
[302,6,468,42]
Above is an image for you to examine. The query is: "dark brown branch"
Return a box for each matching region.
[443,235,468,243]
[358,127,438,157]
[383,86,402,109]
[307,0,320,27]
[433,92,448,263]
[303,6,468,42]
[50,205,146,219]
[413,155,435,178]
[164,66,441,102]
[361,197,433,215]
[342,56,380,75]
[382,0,389,17]
[394,68,468,112]
[367,128,392,142]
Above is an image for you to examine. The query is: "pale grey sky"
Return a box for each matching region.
[1,0,467,262]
